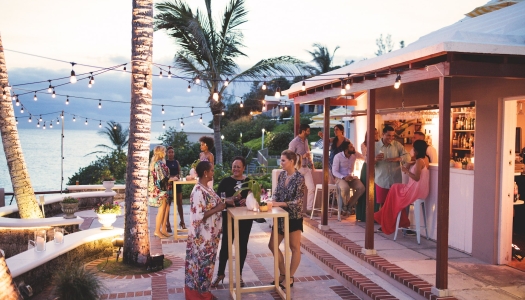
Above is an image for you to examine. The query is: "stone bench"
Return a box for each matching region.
[6,227,123,296]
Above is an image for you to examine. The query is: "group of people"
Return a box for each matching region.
[148,136,305,299]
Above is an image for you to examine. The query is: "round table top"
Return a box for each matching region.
[515,200,524,205]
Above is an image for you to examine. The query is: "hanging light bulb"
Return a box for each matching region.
[91,74,95,84]
[168,67,172,79]
[275,87,281,99]
[262,75,267,90]
[85,118,88,125]
[222,111,225,116]
[43,122,46,130]
[279,106,283,113]
[66,96,69,105]
[39,115,42,122]
[12,94,16,101]
[187,82,191,92]
[199,115,203,123]
[99,121,102,128]
[191,107,194,116]
[142,81,148,94]
[345,75,351,90]
[48,80,53,93]
[56,118,60,125]
[73,115,76,122]
[37,121,40,128]
[213,88,219,101]
[70,63,77,83]
[20,106,24,113]
[180,119,184,127]
[195,75,201,84]
[394,73,401,89]
[52,88,56,98]
[28,114,32,122]
[15,117,18,124]
[161,105,165,114]
[98,100,102,109]
[123,65,127,72]
[302,78,306,91]
[61,111,64,119]
[224,78,229,86]
[50,121,53,129]
[34,92,38,101]
[162,121,165,129]
[263,105,266,111]
[340,80,346,95]
[284,106,288,111]
[240,100,243,108]
[250,110,253,115]
[113,124,117,130]
[159,69,163,79]
[15,98,20,106]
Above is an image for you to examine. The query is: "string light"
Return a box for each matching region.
[224,78,229,86]
[162,120,165,129]
[99,121,102,128]
[12,94,16,101]
[250,110,253,115]
[15,98,20,106]
[123,65,127,71]
[199,115,203,123]
[187,82,191,92]
[340,80,346,95]
[302,76,306,91]
[85,118,88,125]
[263,105,266,111]
[88,72,93,88]
[28,114,32,122]
[180,119,184,127]
[37,121,40,128]
[168,67,172,78]
[69,63,77,83]
[222,111,225,116]
[279,106,283,113]
[213,88,219,101]
[262,75,267,90]
[91,74,95,84]
[345,74,351,90]
[159,68,163,79]
[43,122,46,130]
[33,92,37,101]
[394,73,401,89]
[240,99,243,108]
[52,88,56,98]
[98,99,102,109]
[56,118,60,125]
[113,124,117,129]
[275,87,281,99]
[61,111,64,119]
[285,106,288,111]
[50,121,53,129]
[39,115,42,122]
[66,96,69,105]
[73,115,76,122]
[48,80,53,93]
[195,75,200,84]
[15,117,18,124]
[20,106,24,113]
[161,105,165,114]
[191,107,194,116]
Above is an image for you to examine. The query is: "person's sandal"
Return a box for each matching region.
[179,222,187,230]
[240,277,245,287]
[211,275,225,288]
[279,276,294,289]
[271,274,285,285]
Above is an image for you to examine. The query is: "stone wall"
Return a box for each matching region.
[13,237,116,297]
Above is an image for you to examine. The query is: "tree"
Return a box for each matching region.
[375,34,394,56]
[86,121,129,156]
[154,0,308,164]
[400,40,405,49]
[0,252,22,300]
[306,43,340,74]
[122,0,153,266]
[0,34,43,219]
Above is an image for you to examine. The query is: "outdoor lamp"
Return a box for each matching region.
[221,135,224,140]
[213,88,219,101]
[191,107,194,116]
[187,82,191,92]
[33,92,37,101]
[262,75,267,90]
[142,81,148,94]
[302,81,306,91]
[70,67,77,84]
[48,81,53,93]
[52,89,56,98]
[224,78,229,86]
[345,75,351,90]
[275,87,281,99]
[394,73,401,89]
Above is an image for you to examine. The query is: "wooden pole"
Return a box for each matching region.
[322,98,330,225]
[364,90,376,251]
[435,76,451,291]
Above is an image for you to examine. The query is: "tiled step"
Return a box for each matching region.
[303,218,458,300]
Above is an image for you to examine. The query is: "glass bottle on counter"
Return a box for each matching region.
[452,133,458,147]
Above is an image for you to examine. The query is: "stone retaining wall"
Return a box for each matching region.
[13,237,115,297]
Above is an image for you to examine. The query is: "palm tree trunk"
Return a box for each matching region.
[0,34,43,219]
[0,252,22,300]
[123,0,153,266]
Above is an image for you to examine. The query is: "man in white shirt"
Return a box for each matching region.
[410,131,438,163]
[332,141,365,216]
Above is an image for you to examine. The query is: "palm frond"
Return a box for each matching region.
[233,56,311,81]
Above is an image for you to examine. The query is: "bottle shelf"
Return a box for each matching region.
[453,130,475,132]
[452,148,472,151]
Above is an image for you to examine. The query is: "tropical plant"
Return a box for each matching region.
[62,196,79,204]
[233,179,262,204]
[86,121,129,156]
[53,262,107,300]
[375,33,394,56]
[94,202,122,215]
[0,251,22,299]
[306,43,341,74]
[0,34,43,219]
[122,0,153,266]
[68,151,127,185]
[154,0,309,165]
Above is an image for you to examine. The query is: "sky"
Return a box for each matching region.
[0,0,488,130]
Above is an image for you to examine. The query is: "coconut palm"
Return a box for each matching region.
[306,43,341,74]
[0,251,22,300]
[0,34,43,219]
[122,0,153,266]
[85,121,129,156]
[154,0,309,164]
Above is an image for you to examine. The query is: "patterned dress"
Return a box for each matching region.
[147,161,170,207]
[185,183,223,297]
[273,171,305,234]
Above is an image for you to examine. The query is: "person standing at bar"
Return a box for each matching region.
[375,125,411,207]
[410,131,438,163]
[288,124,315,215]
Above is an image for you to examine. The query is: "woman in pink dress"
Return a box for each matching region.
[374,140,430,235]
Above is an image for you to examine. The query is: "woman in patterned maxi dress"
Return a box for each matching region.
[185,161,226,300]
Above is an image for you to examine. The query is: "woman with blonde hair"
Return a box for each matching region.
[148,145,172,238]
[268,149,305,288]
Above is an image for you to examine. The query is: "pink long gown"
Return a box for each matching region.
[374,163,429,235]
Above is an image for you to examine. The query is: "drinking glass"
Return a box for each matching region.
[220,192,226,203]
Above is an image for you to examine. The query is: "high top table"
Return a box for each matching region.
[172,179,197,240]
[227,207,291,299]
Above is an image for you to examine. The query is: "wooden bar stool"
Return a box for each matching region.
[393,198,429,244]
[311,184,340,221]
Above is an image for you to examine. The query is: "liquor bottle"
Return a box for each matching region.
[428,130,432,145]
[472,118,475,130]
[452,133,457,147]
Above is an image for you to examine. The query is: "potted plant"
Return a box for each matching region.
[60,196,79,219]
[233,180,263,211]
[94,201,122,230]
[101,173,115,192]
[187,159,200,180]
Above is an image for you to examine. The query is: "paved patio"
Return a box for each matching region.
[34,205,525,300]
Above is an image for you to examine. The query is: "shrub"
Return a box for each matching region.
[68,151,127,185]
[62,196,79,204]
[266,131,295,155]
[53,262,107,300]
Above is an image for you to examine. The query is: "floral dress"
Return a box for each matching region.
[185,183,223,296]
[273,171,305,234]
[147,160,170,207]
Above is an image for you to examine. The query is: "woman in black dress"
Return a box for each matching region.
[211,156,252,288]
[166,146,184,230]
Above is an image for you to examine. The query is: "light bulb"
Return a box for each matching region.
[224,78,229,86]
[50,121,53,128]
[29,115,32,122]
[98,100,102,109]
[34,92,37,101]
[340,87,346,95]
[199,115,202,123]
[39,115,42,122]
[99,121,102,128]
[142,82,148,94]
[162,121,165,129]
[394,74,401,89]
[85,119,88,125]
[52,89,56,98]
[56,118,60,125]
[43,122,46,130]
[263,105,266,111]
[240,101,243,108]
[222,111,225,116]
[12,94,16,101]
[191,107,194,116]
[187,83,191,92]
[345,81,351,90]
[66,97,69,105]
[250,111,253,115]
[195,76,200,84]
[159,70,163,79]
[91,76,95,84]
[88,80,92,88]
[15,117,18,124]
[37,121,40,128]
[213,88,219,101]
[168,67,172,79]
[302,81,306,91]
[275,87,281,99]
[20,106,24,113]
[285,106,288,111]
[262,82,267,90]
[15,99,19,106]
[73,116,76,122]
[48,81,52,93]
[70,70,77,83]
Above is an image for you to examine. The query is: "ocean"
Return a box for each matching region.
[0,128,163,194]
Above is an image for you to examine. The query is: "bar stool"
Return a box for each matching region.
[393,198,428,244]
[311,184,340,221]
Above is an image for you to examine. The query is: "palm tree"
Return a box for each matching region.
[0,252,22,300]
[0,34,43,219]
[307,43,341,74]
[86,121,129,156]
[154,0,308,164]
[122,0,153,266]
